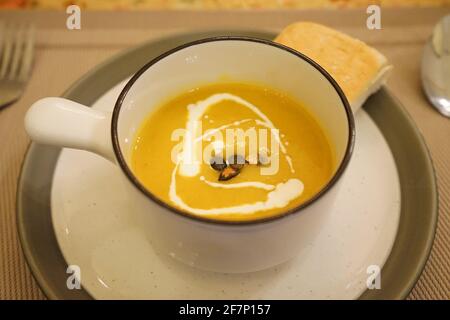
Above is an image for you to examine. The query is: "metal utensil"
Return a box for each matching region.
[0,22,35,110]
[421,15,450,118]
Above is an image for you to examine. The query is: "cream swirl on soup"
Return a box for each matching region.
[132,82,334,222]
[169,92,303,216]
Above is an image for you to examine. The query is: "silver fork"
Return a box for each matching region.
[0,22,35,110]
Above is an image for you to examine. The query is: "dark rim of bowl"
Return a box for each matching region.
[111,36,355,226]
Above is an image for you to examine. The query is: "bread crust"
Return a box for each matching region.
[275,22,391,111]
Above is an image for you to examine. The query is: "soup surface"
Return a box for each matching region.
[132,82,334,221]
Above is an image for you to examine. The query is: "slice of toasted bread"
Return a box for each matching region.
[275,22,392,112]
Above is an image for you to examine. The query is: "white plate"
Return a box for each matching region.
[51,79,401,299]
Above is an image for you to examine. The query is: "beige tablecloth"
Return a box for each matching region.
[0,9,449,300]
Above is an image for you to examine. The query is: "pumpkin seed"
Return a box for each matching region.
[218,166,240,181]
[257,152,270,166]
[209,156,227,171]
[227,154,248,170]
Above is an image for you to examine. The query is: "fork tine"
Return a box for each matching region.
[8,24,25,80]
[0,23,13,79]
[18,24,35,82]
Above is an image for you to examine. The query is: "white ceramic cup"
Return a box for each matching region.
[25,37,355,273]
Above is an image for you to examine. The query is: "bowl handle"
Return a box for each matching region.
[24,97,115,162]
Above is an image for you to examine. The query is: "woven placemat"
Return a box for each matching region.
[0,9,449,300]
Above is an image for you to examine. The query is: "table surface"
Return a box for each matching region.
[3,0,449,9]
[0,8,449,300]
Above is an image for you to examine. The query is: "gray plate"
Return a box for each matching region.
[17,30,438,300]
